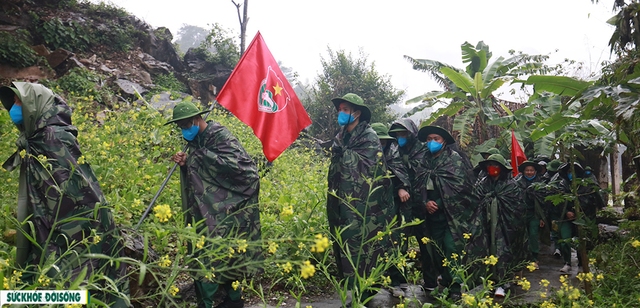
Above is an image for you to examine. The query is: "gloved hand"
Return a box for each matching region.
[331,146,343,157]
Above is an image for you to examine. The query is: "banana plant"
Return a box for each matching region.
[404,41,550,148]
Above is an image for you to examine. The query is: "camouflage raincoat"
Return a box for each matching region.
[2,82,127,306]
[416,147,483,260]
[389,119,428,223]
[327,121,396,282]
[180,121,262,283]
[474,171,526,281]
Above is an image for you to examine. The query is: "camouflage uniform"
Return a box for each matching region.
[473,154,526,285]
[514,161,548,262]
[417,146,482,290]
[1,82,128,307]
[327,120,396,288]
[179,120,263,303]
[547,163,604,267]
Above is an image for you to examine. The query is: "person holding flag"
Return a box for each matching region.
[326,93,396,307]
[165,101,262,308]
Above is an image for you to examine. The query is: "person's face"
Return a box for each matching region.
[176,117,195,129]
[426,134,444,143]
[338,103,361,118]
[380,140,388,148]
[14,95,22,106]
[524,166,537,178]
[394,131,408,138]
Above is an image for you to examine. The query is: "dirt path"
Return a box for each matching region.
[246,245,579,308]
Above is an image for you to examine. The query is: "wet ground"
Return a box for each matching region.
[246,244,581,308]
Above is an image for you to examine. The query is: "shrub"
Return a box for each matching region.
[0,31,37,68]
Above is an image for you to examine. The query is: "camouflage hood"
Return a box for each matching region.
[8,82,71,138]
[389,118,419,141]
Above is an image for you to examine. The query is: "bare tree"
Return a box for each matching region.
[231,0,249,55]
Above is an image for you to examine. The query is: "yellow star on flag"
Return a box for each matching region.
[273,83,283,96]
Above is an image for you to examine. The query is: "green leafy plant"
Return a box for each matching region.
[0,30,38,68]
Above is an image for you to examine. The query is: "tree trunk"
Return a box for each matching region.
[611,146,621,205]
[232,0,249,55]
[623,147,638,209]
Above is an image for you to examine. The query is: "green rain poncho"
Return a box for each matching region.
[179,121,263,282]
[389,118,428,223]
[327,121,396,281]
[2,82,127,306]
[473,155,526,282]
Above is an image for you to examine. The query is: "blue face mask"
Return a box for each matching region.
[525,175,536,181]
[585,171,592,176]
[181,124,199,141]
[567,173,573,181]
[9,104,23,125]
[397,137,407,147]
[337,112,355,126]
[427,140,444,153]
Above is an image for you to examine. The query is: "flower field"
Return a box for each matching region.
[1,94,640,307]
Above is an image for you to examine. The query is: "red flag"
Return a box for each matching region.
[216,32,312,161]
[510,130,526,176]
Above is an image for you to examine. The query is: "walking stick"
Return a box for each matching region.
[135,101,217,230]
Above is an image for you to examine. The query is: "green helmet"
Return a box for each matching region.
[479,153,512,170]
[480,148,501,156]
[331,93,371,122]
[164,101,209,125]
[417,123,455,144]
[371,123,394,140]
[546,159,562,172]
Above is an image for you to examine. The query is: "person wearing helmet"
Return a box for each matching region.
[327,93,396,306]
[515,161,548,269]
[371,122,411,298]
[166,101,262,308]
[414,124,479,300]
[473,154,526,298]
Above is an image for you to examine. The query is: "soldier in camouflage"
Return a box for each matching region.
[514,161,547,268]
[415,124,479,299]
[547,162,604,273]
[166,102,262,308]
[387,119,434,293]
[473,154,526,298]
[371,122,411,298]
[327,94,396,307]
[0,82,129,307]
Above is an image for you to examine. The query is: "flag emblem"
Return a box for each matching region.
[258,66,289,113]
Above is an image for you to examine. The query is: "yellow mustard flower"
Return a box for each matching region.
[407,250,417,259]
[463,233,472,239]
[300,260,316,279]
[281,205,294,217]
[484,255,498,266]
[527,262,537,272]
[158,255,172,268]
[462,293,476,305]
[153,204,172,223]
[237,239,248,253]
[195,236,206,250]
[169,284,179,296]
[421,237,431,245]
[268,241,278,254]
[282,262,293,273]
[311,234,330,253]
[632,239,640,248]
[232,280,240,290]
[540,279,550,287]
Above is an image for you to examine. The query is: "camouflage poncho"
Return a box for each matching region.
[180,120,262,283]
[327,121,396,281]
[389,119,428,222]
[2,82,127,306]
[474,173,526,281]
[383,143,410,215]
[416,147,482,256]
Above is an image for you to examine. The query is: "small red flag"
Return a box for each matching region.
[216,32,312,162]
[510,130,526,176]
